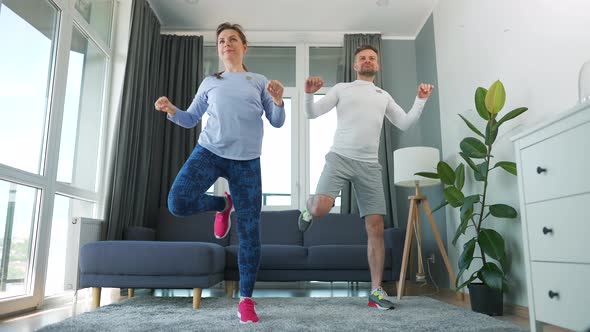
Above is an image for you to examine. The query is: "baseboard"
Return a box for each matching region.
[504,302,529,319]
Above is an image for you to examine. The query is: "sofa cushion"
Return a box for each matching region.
[303,213,367,247]
[229,210,302,246]
[80,241,225,276]
[158,210,229,246]
[225,245,308,269]
[307,245,392,269]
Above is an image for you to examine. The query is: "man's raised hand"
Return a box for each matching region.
[417,83,434,99]
[305,76,324,94]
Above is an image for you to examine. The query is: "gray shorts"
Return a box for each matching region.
[315,152,386,218]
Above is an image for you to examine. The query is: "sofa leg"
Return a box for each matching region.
[91,287,101,309]
[128,288,134,298]
[226,281,235,298]
[193,288,202,309]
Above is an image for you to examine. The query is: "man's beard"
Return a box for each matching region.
[359,68,378,76]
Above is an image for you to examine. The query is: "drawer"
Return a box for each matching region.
[531,262,590,331]
[526,193,590,264]
[520,121,590,203]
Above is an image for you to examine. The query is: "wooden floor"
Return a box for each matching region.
[0,282,570,332]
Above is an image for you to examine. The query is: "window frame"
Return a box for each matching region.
[0,0,115,316]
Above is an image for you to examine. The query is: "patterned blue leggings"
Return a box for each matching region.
[168,145,261,297]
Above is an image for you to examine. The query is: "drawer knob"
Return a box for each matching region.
[542,227,553,235]
[536,166,547,174]
[548,290,559,299]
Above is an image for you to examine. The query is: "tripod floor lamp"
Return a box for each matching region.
[393,147,456,300]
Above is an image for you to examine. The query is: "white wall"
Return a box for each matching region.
[433,0,590,307]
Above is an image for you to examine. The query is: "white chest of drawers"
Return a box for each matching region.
[512,102,590,332]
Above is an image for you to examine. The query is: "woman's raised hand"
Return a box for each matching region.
[154,96,177,116]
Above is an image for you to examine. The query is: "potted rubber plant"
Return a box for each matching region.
[416,80,527,316]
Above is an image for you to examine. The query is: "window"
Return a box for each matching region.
[307,47,344,207]
[0,180,39,299]
[244,47,296,87]
[57,27,108,191]
[73,0,113,46]
[0,1,58,174]
[203,46,219,77]
[261,98,292,206]
[200,113,214,194]
[0,0,113,314]
[309,47,344,87]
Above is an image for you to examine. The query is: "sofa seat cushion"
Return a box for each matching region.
[225,245,308,269]
[80,241,225,276]
[307,245,392,270]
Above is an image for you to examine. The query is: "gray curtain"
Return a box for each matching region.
[104,0,202,239]
[149,34,203,228]
[341,34,398,228]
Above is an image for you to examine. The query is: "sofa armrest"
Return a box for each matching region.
[125,226,156,241]
[384,227,405,280]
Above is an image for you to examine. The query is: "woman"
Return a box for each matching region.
[154,22,285,324]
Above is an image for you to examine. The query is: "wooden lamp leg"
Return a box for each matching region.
[423,198,463,300]
[397,198,417,300]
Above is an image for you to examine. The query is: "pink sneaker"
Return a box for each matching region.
[237,298,259,323]
[214,192,232,239]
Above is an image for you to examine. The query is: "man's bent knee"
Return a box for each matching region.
[309,195,335,217]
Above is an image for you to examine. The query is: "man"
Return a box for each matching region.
[299,45,433,310]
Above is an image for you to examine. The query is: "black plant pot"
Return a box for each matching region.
[468,282,503,316]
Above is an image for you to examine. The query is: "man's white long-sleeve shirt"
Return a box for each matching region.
[305,80,426,163]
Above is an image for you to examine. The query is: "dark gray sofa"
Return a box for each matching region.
[79,209,405,309]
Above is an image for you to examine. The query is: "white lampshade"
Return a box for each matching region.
[393,146,441,187]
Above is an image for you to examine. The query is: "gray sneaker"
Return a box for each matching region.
[298,210,313,232]
[368,287,395,310]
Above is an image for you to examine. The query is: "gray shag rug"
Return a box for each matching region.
[38,296,524,331]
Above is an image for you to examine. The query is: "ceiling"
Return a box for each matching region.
[148,0,438,39]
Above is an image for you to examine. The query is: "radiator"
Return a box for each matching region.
[64,217,106,291]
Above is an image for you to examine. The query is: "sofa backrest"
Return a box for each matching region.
[229,210,302,246]
[158,209,229,246]
[303,213,367,247]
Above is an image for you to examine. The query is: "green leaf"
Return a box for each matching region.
[485,119,498,145]
[480,262,504,292]
[459,114,485,138]
[459,152,479,173]
[431,200,449,213]
[493,107,528,131]
[494,161,517,175]
[474,87,490,120]
[474,162,487,182]
[489,204,518,218]
[460,137,488,159]
[415,172,439,179]
[461,195,480,216]
[437,161,455,185]
[479,228,506,263]
[456,272,478,290]
[455,164,465,191]
[485,80,506,114]
[453,208,474,246]
[443,187,465,207]
[479,161,489,177]
[456,238,477,285]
